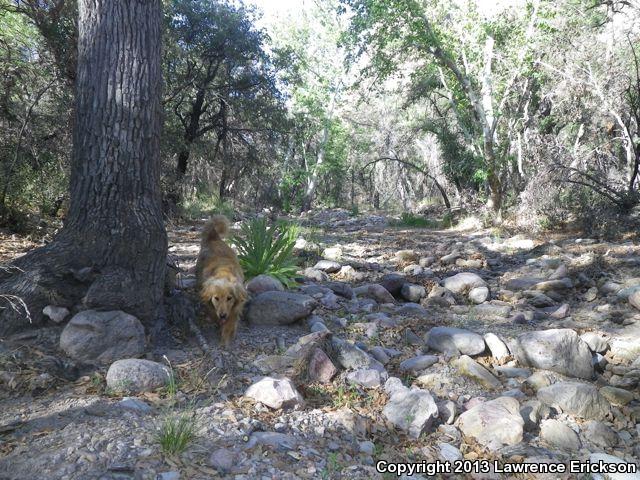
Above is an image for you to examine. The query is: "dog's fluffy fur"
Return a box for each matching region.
[196,215,247,346]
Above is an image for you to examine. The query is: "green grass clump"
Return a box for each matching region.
[157,411,197,455]
[180,191,234,220]
[232,217,300,287]
[398,212,438,228]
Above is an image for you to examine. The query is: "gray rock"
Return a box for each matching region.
[535,278,573,292]
[537,382,610,420]
[383,385,439,439]
[339,265,365,282]
[437,400,456,425]
[324,281,355,299]
[455,397,524,450]
[245,377,304,410]
[359,441,375,455]
[399,355,438,374]
[307,348,337,383]
[443,272,487,294]
[303,268,329,282]
[346,368,382,388]
[588,453,640,480]
[540,419,581,451]
[400,283,426,302]
[60,310,145,364]
[328,337,385,372]
[525,370,559,391]
[43,305,70,324]
[353,284,395,304]
[510,328,593,379]
[549,303,570,319]
[246,275,284,296]
[629,290,640,311]
[369,346,390,365]
[425,285,456,306]
[314,260,342,273]
[380,274,407,296]
[580,332,610,353]
[426,327,486,356]
[504,276,544,291]
[483,333,510,361]
[472,303,512,318]
[245,291,316,325]
[520,399,550,431]
[599,386,635,406]
[438,443,462,462]
[106,359,170,393]
[440,251,461,265]
[495,366,531,378]
[208,448,237,473]
[119,397,152,413]
[419,257,436,267]
[396,249,418,262]
[323,246,343,261]
[584,420,618,448]
[245,431,297,450]
[453,355,501,389]
[396,303,428,317]
[469,286,490,304]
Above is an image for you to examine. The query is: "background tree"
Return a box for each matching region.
[0,0,167,335]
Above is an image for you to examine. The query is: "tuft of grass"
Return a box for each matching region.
[232,217,300,287]
[394,212,441,228]
[157,411,197,455]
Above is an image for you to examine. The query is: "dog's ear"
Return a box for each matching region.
[200,282,215,303]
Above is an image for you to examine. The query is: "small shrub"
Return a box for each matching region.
[157,411,196,455]
[232,217,299,287]
[180,191,233,220]
[397,212,437,228]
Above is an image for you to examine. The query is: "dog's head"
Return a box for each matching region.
[200,278,247,323]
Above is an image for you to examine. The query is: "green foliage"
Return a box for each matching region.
[157,411,197,455]
[180,191,233,220]
[232,217,300,286]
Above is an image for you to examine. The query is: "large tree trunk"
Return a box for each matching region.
[0,0,167,336]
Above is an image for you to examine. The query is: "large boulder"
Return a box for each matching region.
[246,275,284,296]
[59,310,145,364]
[106,359,170,393]
[443,272,487,294]
[426,327,486,356]
[537,382,610,420]
[455,397,524,450]
[245,377,304,410]
[245,291,316,325]
[509,329,593,379]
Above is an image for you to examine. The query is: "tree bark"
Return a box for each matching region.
[0,0,167,336]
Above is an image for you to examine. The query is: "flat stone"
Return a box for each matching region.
[426,327,485,356]
[483,333,510,361]
[510,328,593,379]
[540,419,581,451]
[245,431,297,451]
[353,284,395,304]
[245,377,304,410]
[504,276,544,291]
[399,355,439,374]
[314,260,342,273]
[245,292,316,325]
[537,382,610,420]
[472,303,512,318]
[383,385,439,439]
[455,397,524,450]
[106,359,170,394]
[443,272,487,294]
[328,337,385,372]
[346,368,382,388]
[453,355,501,389]
[599,386,635,406]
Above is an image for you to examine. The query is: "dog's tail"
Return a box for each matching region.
[202,215,230,243]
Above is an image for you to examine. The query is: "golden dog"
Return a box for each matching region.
[195,215,247,346]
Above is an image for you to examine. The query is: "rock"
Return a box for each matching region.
[307,348,337,383]
[328,337,385,372]
[400,283,426,302]
[383,385,439,439]
[426,327,486,356]
[359,441,375,455]
[585,420,618,448]
[106,359,170,394]
[495,366,531,378]
[399,355,439,374]
[524,370,559,391]
[537,382,610,420]
[629,290,640,311]
[535,278,573,292]
[585,286,598,302]
[438,443,462,462]
[338,265,365,282]
[119,397,152,413]
[520,399,550,431]
[510,328,593,379]
[208,448,237,473]
[323,246,343,261]
[245,291,316,325]
[42,305,70,324]
[246,275,284,296]
[157,472,179,480]
[440,251,461,265]
[472,303,512,318]
[453,355,501,389]
[549,264,568,280]
[324,281,355,299]
[303,268,329,282]
[588,453,640,480]
[549,303,570,319]
[455,397,524,450]
[370,346,390,365]
[313,260,342,273]
[244,377,304,410]
[443,272,487,294]
[504,276,544,291]
[540,419,581,451]
[425,285,456,306]
[396,249,418,262]
[403,264,424,275]
[245,432,298,450]
[468,286,489,304]
[59,310,145,364]
[456,258,483,269]
[379,274,407,296]
[580,332,609,353]
[527,292,556,308]
[599,386,635,406]
[346,368,382,388]
[483,333,510,361]
[396,303,428,317]
[353,284,395,304]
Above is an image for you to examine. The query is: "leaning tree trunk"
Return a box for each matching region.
[0,0,167,336]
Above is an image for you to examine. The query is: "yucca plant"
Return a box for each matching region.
[232,217,300,287]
